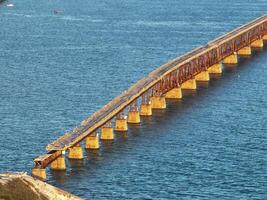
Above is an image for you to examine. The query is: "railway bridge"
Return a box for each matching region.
[32,14,267,180]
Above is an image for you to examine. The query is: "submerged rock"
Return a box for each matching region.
[0,172,83,200]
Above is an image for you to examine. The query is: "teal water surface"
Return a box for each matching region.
[0,0,266,199]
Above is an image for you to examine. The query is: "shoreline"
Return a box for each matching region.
[0,172,83,200]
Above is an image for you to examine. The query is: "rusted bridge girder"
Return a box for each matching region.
[33,14,267,172]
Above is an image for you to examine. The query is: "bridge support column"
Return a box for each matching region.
[32,168,46,180]
[101,127,114,140]
[140,104,152,116]
[140,93,152,116]
[115,119,128,131]
[195,70,210,82]
[86,132,100,149]
[50,155,66,170]
[165,88,182,99]
[263,35,267,41]
[223,52,238,64]
[128,111,141,123]
[251,39,263,48]
[68,144,83,159]
[115,113,128,131]
[127,101,141,123]
[237,46,251,56]
[151,96,166,109]
[208,63,222,74]
[181,78,197,90]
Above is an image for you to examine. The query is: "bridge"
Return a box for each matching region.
[32,14,267,180]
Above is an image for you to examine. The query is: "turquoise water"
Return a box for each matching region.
[0,0,266,199]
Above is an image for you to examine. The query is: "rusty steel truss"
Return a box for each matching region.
[33,14,267,169]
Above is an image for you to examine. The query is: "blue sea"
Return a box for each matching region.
[0,0,266,199]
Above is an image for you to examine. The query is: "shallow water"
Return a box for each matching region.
[0,0,266,199]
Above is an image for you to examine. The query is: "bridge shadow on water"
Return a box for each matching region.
[50,45,267,184]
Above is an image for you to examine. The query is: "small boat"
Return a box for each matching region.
[53,10,63,15]
[6,3,14,7]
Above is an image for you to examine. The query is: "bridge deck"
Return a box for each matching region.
[46,44,211,151]
[46,45,209,152]
[35,14,267,167]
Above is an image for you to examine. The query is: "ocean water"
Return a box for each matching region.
[0,0,266,199]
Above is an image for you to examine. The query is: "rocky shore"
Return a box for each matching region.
[0,172,83,200]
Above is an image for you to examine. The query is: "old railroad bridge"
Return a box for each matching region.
[32,14,267,180]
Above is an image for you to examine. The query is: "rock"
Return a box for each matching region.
[0,172,83,200]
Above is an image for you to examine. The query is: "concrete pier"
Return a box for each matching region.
[181,78,197,90]
[223,53,238,64]
[165,88,182,99]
